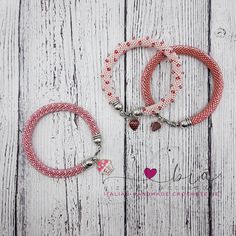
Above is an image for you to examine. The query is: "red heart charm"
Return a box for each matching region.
[129,119,139,131]
[151,121,161,131]
[144,168,157,179]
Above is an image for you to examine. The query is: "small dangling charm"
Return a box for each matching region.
[129,118,140,131]
[96,159,114,176]
[151,121,161,131]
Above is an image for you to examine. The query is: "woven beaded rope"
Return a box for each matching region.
[141,46,223,128]
[23,103,113,178]
[101,37,184,117]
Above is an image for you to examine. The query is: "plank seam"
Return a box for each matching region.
[14,0,22,235]
[124,0,128,235]
[207,0,213,235]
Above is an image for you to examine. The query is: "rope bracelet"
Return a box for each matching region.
[141,45,223,130]
[22,103,113,178]
[100,37,184,127]
[22,41,224,178]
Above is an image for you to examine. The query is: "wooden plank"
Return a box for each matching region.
[125,0,211,235]
[210,1,236,235]
[1,0,235,235]
[16,0,125,235]
[0,0,20,235]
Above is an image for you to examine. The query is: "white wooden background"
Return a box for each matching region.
[0,0,235,235]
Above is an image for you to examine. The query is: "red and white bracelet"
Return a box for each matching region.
[101,37,184,130]
[23,103,113,178]
[141,46,223,130]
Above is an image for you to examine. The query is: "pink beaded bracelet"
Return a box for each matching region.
[23,103,113,178]
[101,37,184,130]
[141,46,223,130]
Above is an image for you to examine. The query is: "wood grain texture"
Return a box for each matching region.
[16,1,125,235]
[125,1,210,235]
[0,0,235,235]
[211,1,236,235]
[0,0,20,235]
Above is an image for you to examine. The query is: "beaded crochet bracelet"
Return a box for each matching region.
[23,103,113,178]
[141,46,223,130]
[101,37,184,130]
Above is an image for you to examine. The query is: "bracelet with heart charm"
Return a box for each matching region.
[141,45,224,131]
[101,37,184,131]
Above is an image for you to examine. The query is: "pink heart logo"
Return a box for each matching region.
[144,168,157,179]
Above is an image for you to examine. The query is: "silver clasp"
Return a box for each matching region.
[119,107,144,118]
[155,114,192,128]
[111,100,144,119]
[94,144,101,157]
[119,110,132,118]
[82,142,101,170]
[155,114,180,127]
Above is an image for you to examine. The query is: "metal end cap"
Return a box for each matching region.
[131,107,143,117]
[111,100,123,111]
[93,134,102,145]
[179,118,192,127]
